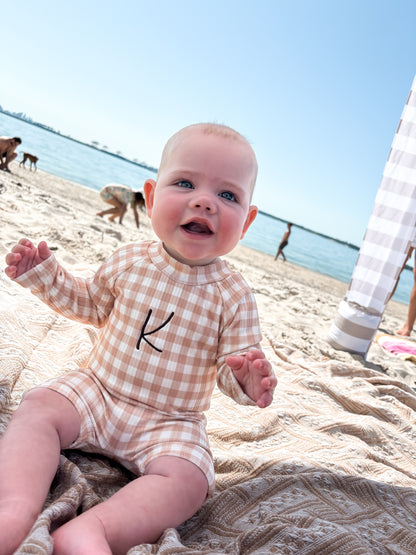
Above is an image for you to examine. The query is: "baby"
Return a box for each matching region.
[1,123,276,554]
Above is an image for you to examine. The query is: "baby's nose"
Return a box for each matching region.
[192,195,215,212]
[195,202,211,211]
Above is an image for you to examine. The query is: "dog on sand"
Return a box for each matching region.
[20,153,38,171]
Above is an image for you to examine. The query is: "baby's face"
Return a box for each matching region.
[144,129,258,266]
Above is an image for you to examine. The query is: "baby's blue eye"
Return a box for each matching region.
[177,180,193,189]
[219,191,236,202]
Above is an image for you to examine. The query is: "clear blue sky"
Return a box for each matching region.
[1,0,415,245]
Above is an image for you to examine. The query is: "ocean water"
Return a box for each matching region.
[0,111,412,305]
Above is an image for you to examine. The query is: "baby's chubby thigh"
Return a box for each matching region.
[142,454,209,523]
[17,386,81,448]
[0,387,81,554]
[51,455,209,553]
[145,454,209,512]
[53,413,213,552]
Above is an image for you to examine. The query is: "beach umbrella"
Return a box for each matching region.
[327,74,416,356]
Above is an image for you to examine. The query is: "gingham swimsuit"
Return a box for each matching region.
[16,241,262,493]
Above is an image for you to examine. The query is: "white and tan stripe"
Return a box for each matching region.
[328,75,416,355]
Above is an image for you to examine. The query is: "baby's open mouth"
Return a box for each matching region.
[182,221,213,235]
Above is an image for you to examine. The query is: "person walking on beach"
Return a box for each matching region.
[0,136,21,172]
[2,122,276,554]
[275,222,292,261]
[97,183,146,228]
[386,230,416,337]
[396,260,416,337]
[395,237,416,337]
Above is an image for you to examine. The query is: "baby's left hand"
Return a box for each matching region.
[226,349,276,408]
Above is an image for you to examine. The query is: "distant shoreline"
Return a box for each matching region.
[260,210,413,273]
[0,109,158,175]
[258,210,360,252]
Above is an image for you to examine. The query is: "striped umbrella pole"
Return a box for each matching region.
[327,75,416,356]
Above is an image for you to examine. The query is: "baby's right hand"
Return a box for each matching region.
[5,239,52,279]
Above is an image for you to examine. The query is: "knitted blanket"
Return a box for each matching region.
[1,274,416,554]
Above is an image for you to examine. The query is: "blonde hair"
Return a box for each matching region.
[158,123,258,188]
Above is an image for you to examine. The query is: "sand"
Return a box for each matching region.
[0,164,415,390]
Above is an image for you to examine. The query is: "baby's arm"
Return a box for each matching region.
[5,238,113,327]
[5,239,52,279]
[226,349,276,408]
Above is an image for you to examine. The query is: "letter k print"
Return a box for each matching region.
[136,309,174,353]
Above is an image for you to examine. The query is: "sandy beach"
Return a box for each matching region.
[0,165,414,388]
[2,165,416,553]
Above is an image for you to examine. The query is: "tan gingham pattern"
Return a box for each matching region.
[18,241,261,410]
[328,75,416,355]
[16,241,262,490]
[42,370,216,493]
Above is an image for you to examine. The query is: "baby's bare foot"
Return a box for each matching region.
[52,513,112,555]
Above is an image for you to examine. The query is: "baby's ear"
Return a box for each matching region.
[240,205,258,239]
[144,180,156,217]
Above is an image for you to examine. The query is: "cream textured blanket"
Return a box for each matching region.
[1,276,416,554]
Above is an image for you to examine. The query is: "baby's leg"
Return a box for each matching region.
[52,455,208,555]
[0,388,81,555]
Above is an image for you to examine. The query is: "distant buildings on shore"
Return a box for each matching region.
[0,106,157,174]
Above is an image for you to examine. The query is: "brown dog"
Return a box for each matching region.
[20,153,38,171]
